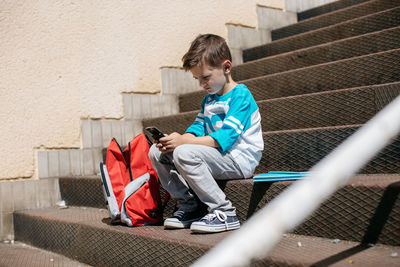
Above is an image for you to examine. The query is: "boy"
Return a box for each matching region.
[148,34,263,233]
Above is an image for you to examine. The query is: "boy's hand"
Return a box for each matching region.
[156,132,220,153]
[157,132,189,153]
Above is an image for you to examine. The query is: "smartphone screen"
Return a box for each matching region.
[145,127,165,141]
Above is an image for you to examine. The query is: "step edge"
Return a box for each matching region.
[244,6,400,54]
[238,25,400,69]
[241,47,400,84]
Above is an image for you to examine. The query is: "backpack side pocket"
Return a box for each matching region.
[120,172,150,226]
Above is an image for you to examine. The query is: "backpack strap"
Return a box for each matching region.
[99,162,121,220]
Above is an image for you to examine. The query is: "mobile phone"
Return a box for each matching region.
[145,126,165,141]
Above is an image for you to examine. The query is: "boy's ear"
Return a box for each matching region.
[222,60,232,74]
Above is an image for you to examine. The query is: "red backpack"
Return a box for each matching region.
[99,133,163,226]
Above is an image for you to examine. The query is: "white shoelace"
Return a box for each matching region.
[173,210,185,218]
[202,210,229,230]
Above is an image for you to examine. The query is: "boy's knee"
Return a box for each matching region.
[173,145,200,165]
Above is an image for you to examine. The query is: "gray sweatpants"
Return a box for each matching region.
[148,144,245,216]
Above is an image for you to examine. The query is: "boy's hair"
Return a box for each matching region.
[182,34,232,70]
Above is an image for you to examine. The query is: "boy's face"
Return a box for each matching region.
[190,62,228,95]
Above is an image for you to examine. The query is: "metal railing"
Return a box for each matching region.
[192,94,400,267]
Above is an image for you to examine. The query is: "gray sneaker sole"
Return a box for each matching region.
[164,217,201,229]
[190,221,240,233]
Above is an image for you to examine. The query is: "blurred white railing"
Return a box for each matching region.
[192,94,400,267]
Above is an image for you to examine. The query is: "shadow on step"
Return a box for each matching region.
[312,181,400,266]
[311,244,370,266]
[361,181,400,244]
[245,182,274,219]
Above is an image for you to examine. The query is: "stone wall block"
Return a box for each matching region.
[92,148,103,174]
[48,151,60,178]
[59,150,71,177]
[132,94,143,119]
[133,119,144,136]
[231,48,243,66]
[150,95,161,117]
[91,120,103,148]
[227,25,271,49]
[48,178,61,205]
[123,120,135,144]
[111,120,123,142]
[37,151,49,179]
[257,6,297,30]
[285,0,338,12]
[142,95,152,119]
[21,180,36,210]
[69,149,83,176]
[0,212,13,241]
[156,95,177,116]
[12,181,25,211]
[81,120,92,148]
[123,93,133,119]
[169,95,180,114]
[0,213,3,240]
[0,182,14,213]
[82,149,95,176]
[101,120,112,147]
[161,68,201,95]
[38,178,52,208]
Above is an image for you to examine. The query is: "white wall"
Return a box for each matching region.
[0,0,285,180]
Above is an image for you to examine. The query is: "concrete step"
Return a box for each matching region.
[257,84,399,132]
[229,174,400,246]
[243,6,400,62]
[272,0,400,40]
[232,27,400,82]
[159,82,400,135]
[180,49,400,113]
[0,241,89,267]
[297,0,370,21]
[59,121,400,216]
[56,174,400,247]
[59,175,105,209]
[13,206,400,266]
[141,122,400,174]
[258,124,400,174]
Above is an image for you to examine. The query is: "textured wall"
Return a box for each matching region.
[0,0,284,180]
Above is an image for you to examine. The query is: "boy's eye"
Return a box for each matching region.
[193,75,211,81]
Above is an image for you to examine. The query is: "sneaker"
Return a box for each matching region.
[190,210,240,233]
[164,209,206,229]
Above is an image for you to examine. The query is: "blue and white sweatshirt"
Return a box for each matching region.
[186,84,264,177]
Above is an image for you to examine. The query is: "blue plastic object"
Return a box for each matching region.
[253,171,310,182]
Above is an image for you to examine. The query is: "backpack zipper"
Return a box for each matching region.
[127,142,133,182]
[113,138,133,182]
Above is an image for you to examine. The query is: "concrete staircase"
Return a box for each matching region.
[9,0,400,266]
